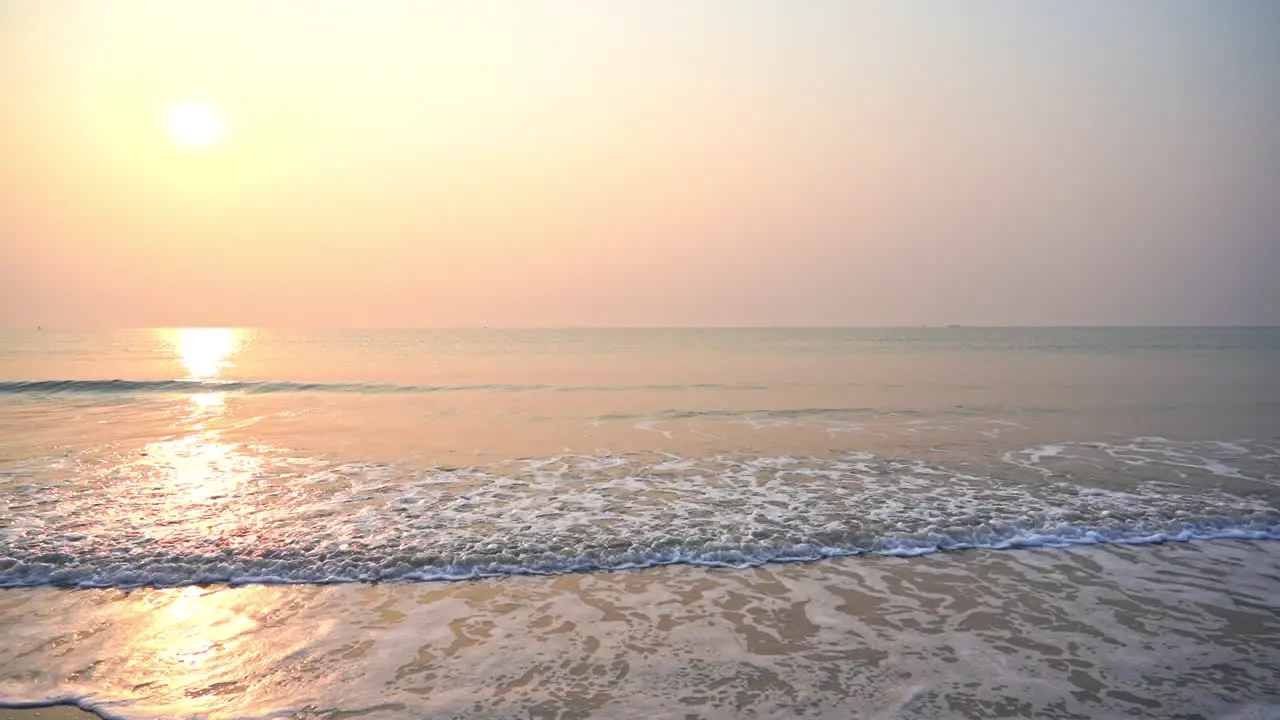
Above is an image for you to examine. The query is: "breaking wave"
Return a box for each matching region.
[1,442,1276,588]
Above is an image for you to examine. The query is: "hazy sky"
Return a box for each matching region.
[2,1,1277,327]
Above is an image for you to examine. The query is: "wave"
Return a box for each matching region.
[2,445,1277,589]
[0,380,763,396]
[1,524,1275,589]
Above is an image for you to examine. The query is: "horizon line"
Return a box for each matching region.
[4,324,1279,332]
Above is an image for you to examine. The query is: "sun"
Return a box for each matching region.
[166,102,224,149]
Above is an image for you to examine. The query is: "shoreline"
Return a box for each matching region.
[1,541,1277,719]
[2,533,1278,591]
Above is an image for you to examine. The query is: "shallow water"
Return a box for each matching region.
[1,328,1278,717]
[1,544,1277,719]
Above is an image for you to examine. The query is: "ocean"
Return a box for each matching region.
[0,327,1277,718]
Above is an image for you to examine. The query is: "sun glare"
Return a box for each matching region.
[166,328,244,380]
[166,102,224,149]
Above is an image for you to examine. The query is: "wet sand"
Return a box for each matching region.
[1,540,1278,719]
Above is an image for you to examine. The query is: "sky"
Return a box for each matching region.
[1,1,1277,328]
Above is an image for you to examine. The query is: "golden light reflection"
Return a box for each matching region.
[158,327,248,419]
[115,585,325,716]
[190,391,228,413]
[111,434,325,717]
[139,434,261,505]
[102,328,314,715]
[165,327,246,380]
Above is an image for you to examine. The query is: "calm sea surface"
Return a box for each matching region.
[1,328,1278,718]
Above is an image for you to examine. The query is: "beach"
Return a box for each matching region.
[1,543,1278,718]
[6,0,1279,714]
[1,328,1278,718]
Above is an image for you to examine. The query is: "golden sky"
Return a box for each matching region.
[2,2,1277,327]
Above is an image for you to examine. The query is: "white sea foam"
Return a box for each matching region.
[1,439,1277,588]
[1008,437,1280,489]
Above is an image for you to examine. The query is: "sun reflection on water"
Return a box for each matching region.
[157,327,250,420]
[132,327,272,545]
[99,328,314,713]
[137,434,265,505]
[190,390,227,413]
[113,585,322,717]
[164,327,247,380]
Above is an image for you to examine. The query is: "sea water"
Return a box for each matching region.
[0,328,1277,718]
